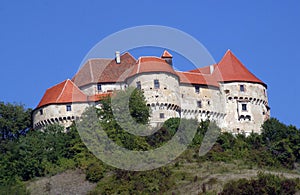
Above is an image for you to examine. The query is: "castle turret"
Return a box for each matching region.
[213,50,269,135]
[161,50,173,66]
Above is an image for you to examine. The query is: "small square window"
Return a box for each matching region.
[242,104,247,111]
[240,85,245,92]
[195,86,200,93]
[136,81,141,90]
[66,105,72,111]
[97,84,102,91]
[160,113,165,119]
[154,79,160,89]
[40,109,43,115]
[197,100,202,108]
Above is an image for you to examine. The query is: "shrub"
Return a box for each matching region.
[86,162,105,182]
[220,172,299,195]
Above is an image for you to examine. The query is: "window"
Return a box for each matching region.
[154,79,160,89]
[40,109,43,115]
[240,85,245,92]
[195,86,200,93]
[242,104,247,111]
[66,105,72,112]
[160,113,165,119]
[136,81,141,90]
[197,100,202,108]
[207,100,210,106]
[97,84,102,91]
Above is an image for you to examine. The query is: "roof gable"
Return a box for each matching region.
[37,79,87,108]
[214,50,265,86]
[161,50,173,58]
[72,52,136,86]
[72,58,112,87]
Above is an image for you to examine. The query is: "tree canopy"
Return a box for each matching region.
[0,102,32,140]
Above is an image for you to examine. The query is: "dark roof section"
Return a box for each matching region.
[72,52,136,87]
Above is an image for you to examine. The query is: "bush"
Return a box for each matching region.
[86,162,105,182]
[220,172,299,195]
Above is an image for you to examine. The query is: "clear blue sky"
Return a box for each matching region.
[1,1,299,127]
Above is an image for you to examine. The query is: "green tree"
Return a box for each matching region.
[0,102,32,140]
[262,118,289,143]
[129,88,150,125]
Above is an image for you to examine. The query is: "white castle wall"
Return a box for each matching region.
[80,83,127,95]
[126,72,181,126]
[32,103,90,130]
[179,83,226,128]
[219,82,269,135]
[34,73,269,135]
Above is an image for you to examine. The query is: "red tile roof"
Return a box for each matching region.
[128,56,178,78]
[72,58,111,87]
[188,64,217,74]
[161,50,173,58]
[37,50,266,109]
[73,52,136,87]
[176,71,219,87]
[37,79,88,108]
[213,50,266,86]
[88,93,112,101]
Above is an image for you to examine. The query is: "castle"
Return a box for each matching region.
[32,50,270,135]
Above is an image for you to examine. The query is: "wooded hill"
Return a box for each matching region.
[0,89,299,194]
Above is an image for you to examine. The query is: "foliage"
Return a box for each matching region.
[201,118,300,169]
[89,167,173,194]
[1,100,300,194]
[129,88,151,124]
[220,172,300,195]
[85,162,105,182]
[0,102,31,140]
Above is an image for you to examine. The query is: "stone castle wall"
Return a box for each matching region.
[32,103,90,130]
[33,74,269,135]
[80,83,127,96]
[219,82,269,135]
[127,72,181,125]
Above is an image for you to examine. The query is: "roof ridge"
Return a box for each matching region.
[176,70,209,76]
[70,79,87,99]
[56,80,68,103]
[122,52,136,60]
[140,56,163,59]
[136,58,141,74]
[89,60,94,82]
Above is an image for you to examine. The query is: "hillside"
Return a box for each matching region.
[25,160,300,194]
[1,91,300,194]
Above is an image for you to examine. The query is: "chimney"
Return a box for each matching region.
[161,50,173,66]
[209,65,214,74]
[115,51,121,64]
